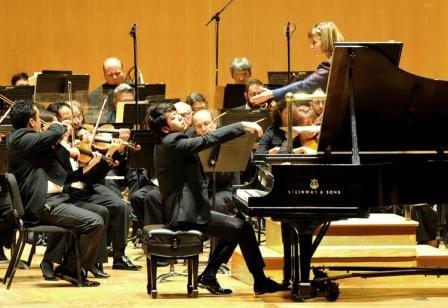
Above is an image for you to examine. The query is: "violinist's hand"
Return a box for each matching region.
[118,128,130,153]
[82,151,102,174]
[61,119,74,135]
[241,121,263,137]
[250,89,274,105]
[119,128,130,142]
[69,147,80,159]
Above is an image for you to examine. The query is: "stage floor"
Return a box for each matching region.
[1,244,448,307]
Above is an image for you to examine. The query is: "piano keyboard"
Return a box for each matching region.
[235,189,269,203]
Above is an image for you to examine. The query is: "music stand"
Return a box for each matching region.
[223,84,246,109]
[198,133,256,269]
[115,101,148,124]
[0,86,35,114]
[128,130,157,172]
[36,73,89,93]
[199,133,257,209]
[268,71,313,85]
[147,97,180,105]
[133,83,166,101]
[219,109,273,131]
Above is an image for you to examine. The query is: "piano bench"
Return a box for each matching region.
[141,225,207,298]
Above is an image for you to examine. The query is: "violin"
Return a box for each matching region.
[75,141,116,166]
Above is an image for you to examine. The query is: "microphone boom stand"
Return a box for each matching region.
[206,0,235,86]
[129,23,139,129]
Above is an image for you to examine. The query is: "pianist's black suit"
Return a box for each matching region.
[155,123,266,276]
[6,124,104,273]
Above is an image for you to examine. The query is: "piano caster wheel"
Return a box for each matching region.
[292,294,305,302]
[151,290,158,299]
[324,282,339,302]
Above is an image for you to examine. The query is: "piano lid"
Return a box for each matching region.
[318,42,448,152]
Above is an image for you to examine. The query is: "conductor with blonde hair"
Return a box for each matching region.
[251,21,344,104]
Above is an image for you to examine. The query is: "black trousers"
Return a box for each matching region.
[178,211,265,275]
[130,184,163,226]
[71,184,131,259]
[39,193,104,272]
[104,168,149,200]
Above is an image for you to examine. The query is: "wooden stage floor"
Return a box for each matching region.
[1,245,448,307]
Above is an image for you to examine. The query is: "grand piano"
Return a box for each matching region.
[233,42,448,302]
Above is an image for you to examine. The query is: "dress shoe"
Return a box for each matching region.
[40,259,56,281]
[54,266,100,287]
[89,263,110,278]
[0,248,8,263]
[254,277,285,295]
[112,256,142,270]
[427,239,440,248]
[197,274,232,295]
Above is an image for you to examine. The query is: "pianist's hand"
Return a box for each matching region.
[250,89,274,105]
[241,121,263,137]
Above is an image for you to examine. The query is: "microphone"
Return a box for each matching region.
[129,23,137,37]
[284,22,296,37]
[285,22,290,37]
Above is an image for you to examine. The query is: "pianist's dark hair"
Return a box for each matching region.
[146,103,176,140]
[9,99,37,129]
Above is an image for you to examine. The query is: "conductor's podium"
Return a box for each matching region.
[231,214,448,285]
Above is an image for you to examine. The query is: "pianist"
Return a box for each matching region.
[250,21,344,105]
[146,103,284,295]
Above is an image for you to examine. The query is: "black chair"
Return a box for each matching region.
[2,173,82,289]
[141,225,207,298]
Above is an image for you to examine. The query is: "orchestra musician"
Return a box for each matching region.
[250,21,344,105]
[185,92,209,112]
[230,57,252,84]
[41,102,141,279]
[6,99,104,287]
[87,57,126,123]
[147,102,284,295]
[11,72,30,86]
[234,79,267,110]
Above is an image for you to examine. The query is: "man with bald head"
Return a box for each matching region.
[192,109,240,214]
[174,101,193,128]
[87,57,126,122]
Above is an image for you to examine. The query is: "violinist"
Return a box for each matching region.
[6,99,104,287]
[101,83,150,200]
[45,101,141,274]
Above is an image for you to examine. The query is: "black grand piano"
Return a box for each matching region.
[233,42,448,302]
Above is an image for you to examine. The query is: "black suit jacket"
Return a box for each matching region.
[6,124,86,225]
[155,123,246,228]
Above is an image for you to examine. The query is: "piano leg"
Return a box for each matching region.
[289,223,315,302]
